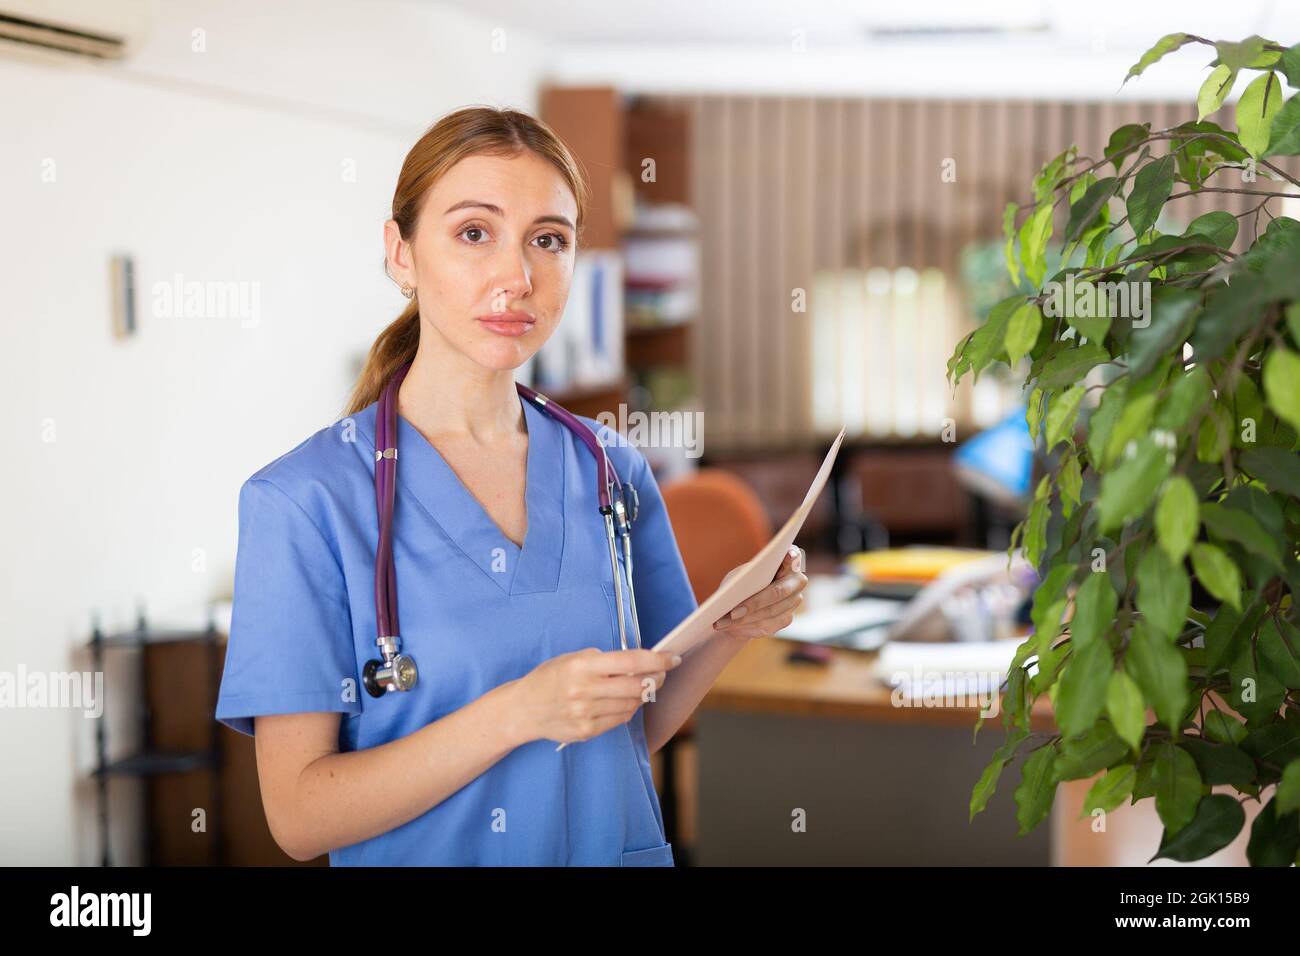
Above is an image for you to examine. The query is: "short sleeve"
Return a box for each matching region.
[215,477,362,736]
[626,451,699,649]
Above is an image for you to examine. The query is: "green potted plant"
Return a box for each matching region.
[952,32,1300,865]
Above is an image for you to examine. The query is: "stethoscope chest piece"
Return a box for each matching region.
[363,648,418,697]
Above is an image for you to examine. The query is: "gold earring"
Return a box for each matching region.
[400,282,414,300]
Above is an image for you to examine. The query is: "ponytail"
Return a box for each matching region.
[343,298,420,416]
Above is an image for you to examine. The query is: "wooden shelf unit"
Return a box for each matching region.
[540,88,698,418]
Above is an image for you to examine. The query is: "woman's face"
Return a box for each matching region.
[385,150,578,372]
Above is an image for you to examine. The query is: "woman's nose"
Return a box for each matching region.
[488,246,532,308]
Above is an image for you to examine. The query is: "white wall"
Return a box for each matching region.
[0,0,551,865]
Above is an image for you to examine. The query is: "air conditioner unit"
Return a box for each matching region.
[0,0,152,61]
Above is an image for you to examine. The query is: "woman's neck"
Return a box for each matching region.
[395,337,525,445]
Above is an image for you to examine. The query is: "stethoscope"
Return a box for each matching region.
[363,360,643,698]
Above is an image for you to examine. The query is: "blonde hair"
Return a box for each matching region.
[343,105,589,416]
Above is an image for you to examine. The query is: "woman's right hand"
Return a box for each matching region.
[510,648,682,746]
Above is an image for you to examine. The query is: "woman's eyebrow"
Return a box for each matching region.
[443,199,573,231]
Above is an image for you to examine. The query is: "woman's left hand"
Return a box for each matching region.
[711,546,808,641]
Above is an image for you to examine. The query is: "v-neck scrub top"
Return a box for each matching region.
[215,395,699,866]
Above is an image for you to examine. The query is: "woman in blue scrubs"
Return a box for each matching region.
[215,106,808,866]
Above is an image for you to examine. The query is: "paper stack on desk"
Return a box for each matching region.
[873,638,1026,699]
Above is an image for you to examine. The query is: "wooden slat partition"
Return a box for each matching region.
[644,93,1300,453]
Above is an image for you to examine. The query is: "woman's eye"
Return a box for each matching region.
[535,232,570,253]
[460,225,487,244]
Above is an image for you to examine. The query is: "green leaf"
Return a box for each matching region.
[1070,571,1117,650]
[1136,549,1190,640]
[1189,543,1242,611]
[1025,387,1046,443]
[1058,454,1082,517]
[1246,796,1300,866]
[1066,299,1112,344]
[969,725,1029,821]
[1197,64,1237,121]
[1203,709,1247,746]
[1203,601,1249,674]
[1086,379,1128,465]
[1216,35,1268,72]
[1172,120,1248,188]
[1240,447,1300,499]
[1126,289,1197,379]
[1189,266,1289,360]
[1280,43,1300,86]
[1022,489,1051,568]
[1123,33,1192,87]
[1277,759,1300,816]
[1054,720,1129,780]
[1098,440,1171,534]
[1126,155,1175,237]
[1200,502,1283,570]
[1155,475,1198,562]
[1127,622,1189,731]
[1037,341,1110,390]
[964,294,1021,382]
[1242,216,1300,274]
[1151,741,1203,836]
[1056,637,1114,738]
[1080,765,1137,820]
[1064,177,1119,245]
[1151,793,1245,862]
[1132,747,1158,801]
[1266,93,1300,155]
[1002,202,1020,285]
[1106,670,1146,753]
[1019,204,1054,288]
[1228,630,1287,723]
[1240,711,1300,765]
[1237,71,1285,158]
[1014,744,1059,836]
[1105,123,1151,171]
[1258,618,1300,689]
[1230,373,1265,449]
[1180,736,1258,787]
[1044,383,1085,452]
[1033,146,1076,203]
[1154,365,1211,432]
[1102,393,1157,470]
[1184,210,1239,248]
[1196,403,1232,463]
[1005,302,1042,367]
[1262,346,1300,433]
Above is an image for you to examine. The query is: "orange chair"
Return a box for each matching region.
[655,469,773,863]
[661,469,774,600]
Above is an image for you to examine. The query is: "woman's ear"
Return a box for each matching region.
[383,219,412,286]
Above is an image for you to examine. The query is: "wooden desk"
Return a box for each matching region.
[694,635,1052,865]
[694,637,1256,866]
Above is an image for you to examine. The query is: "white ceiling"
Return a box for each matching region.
[437,0,1290,47]
[434,0,1300,98]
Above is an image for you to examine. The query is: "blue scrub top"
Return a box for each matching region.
[215,393,699,866]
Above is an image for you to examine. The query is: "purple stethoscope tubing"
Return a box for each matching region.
[366,360,642,702]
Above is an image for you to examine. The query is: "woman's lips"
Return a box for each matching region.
[475,311,536,337]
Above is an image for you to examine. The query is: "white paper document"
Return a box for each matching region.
[651,427,846,658]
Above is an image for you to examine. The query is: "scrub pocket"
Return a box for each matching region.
[620,842,675,867]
